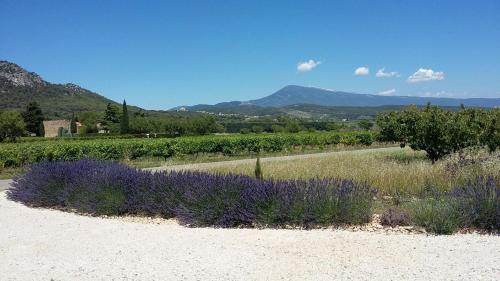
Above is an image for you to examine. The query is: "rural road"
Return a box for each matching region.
[1,192,499,280]
[147,146,400,172]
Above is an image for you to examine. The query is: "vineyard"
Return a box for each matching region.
[0,131,376,167]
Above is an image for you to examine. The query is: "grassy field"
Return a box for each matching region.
[126,142,393,169]
[205,147,500,196]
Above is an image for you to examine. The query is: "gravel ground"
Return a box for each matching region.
[0,179,11,191]
[1,191,499,281]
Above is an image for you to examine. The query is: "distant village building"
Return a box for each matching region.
[96,123,110,134]
[43,120,82,137]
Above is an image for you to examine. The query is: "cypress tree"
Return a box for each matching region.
[120,100,129,134]
[21,101,44,136]
[254,156,263,180]
[70,113,78,134]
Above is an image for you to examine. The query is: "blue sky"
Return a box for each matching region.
[1,0,499,109]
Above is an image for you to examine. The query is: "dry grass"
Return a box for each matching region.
[125,142,394,169]
[205,147,500,195]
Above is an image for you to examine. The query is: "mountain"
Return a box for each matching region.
[0,60,120,118]
[175,85,499,120]
[248,85,500,108]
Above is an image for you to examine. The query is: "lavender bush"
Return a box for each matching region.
[450,176,500,231]
[7,159,377,228]
[406,176,499,234]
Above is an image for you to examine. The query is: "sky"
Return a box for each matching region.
[1,0,500,109]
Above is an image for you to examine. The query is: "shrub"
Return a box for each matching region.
[8,159,377,228]
[406,199,460,234]
[450,176,500,231]
[380,207,411,227]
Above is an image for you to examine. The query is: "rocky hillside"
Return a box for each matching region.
[0,60,119,118]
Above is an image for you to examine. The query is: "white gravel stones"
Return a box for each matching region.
[1,191,499,281]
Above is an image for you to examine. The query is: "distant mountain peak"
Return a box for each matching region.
[247,85,499,108]
[0,60,47,88]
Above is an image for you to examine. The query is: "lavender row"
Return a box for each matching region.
[7,159,376,227]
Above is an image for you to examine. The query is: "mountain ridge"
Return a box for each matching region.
[246,85,500,108]
[2,60,499,120]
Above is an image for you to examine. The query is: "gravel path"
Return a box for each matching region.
[147,146,400,172]
[1,192,499,280]
[0,179,11,191]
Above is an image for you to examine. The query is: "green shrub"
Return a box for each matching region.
[406,199,459,234]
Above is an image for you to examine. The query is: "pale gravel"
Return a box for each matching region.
[1,192,499,280]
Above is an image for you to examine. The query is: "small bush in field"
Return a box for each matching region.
[450,176,499,231]
[406,199,459,234]
[8,159,376,228]
[380,207,411,227]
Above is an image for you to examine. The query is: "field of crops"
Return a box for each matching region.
[0,131,376,167]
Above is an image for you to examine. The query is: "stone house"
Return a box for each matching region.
[43,120,82,137]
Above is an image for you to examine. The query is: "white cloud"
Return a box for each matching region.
[377,88,396,96]
[297,60,321,72]
[376,68,400,78]
[407,68,444,83]
[354,66,369,76]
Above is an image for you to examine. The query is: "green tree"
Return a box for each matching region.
[0,111,26,142]
[285,120,302,133]
[101,103,120,133]
[326,122,340,131]
[271,124,284,133]
[377,105,489,163]
[120,100,130,134]
[481,108,500,152]
[103,103,120,124]
[251,125,264,134]
[358,120,374,131]
[240,128,251,134]
[21,101,44,136]
[70,113,78,134]
[78,112,101,134]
